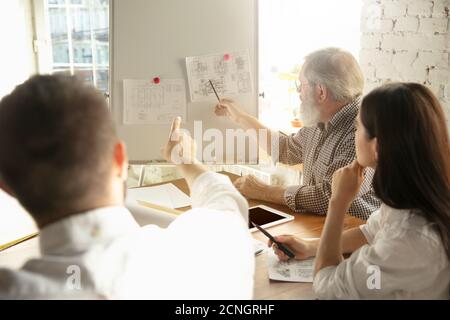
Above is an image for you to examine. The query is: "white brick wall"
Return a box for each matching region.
[419,17,448,33]
[394,16,419,31]
[383,1,407,17]
[406,0,433,17]
[360,0,450,126]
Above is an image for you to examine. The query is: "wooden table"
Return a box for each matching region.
[155,172,365,300]
[0,171,364,299]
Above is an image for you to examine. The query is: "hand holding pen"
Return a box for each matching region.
[263,229,318,262]
[251,222,295,259]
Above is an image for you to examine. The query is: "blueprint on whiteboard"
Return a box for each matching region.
[123,79,186,125]
[185,51,253,102]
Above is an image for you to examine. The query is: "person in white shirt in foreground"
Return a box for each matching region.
[269,82,450,299]
[0,75,254,299]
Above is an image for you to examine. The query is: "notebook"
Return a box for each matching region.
[267,250,315,283]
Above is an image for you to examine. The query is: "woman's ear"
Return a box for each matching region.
[372,137,378,164]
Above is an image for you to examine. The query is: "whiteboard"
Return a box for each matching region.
[110,0,259,162]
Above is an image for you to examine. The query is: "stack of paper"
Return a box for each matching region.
[127,183,191,210]
[267,250,315,283]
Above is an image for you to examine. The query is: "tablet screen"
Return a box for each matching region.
[248,206,287,228]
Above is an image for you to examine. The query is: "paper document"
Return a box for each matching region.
[127,183,191,210]
[186,51,253,102]
[254,238,268,256]
[0,190,38,250]
[267,250,315,283]
[123,79,186,124]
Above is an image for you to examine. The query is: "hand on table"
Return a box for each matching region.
[233,175,269,200]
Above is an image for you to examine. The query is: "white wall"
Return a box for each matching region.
[360,0,450,126]
[0,0,37,99]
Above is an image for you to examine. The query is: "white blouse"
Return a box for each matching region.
[313,203,450,299]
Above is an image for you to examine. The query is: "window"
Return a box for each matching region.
[35,0,110,93]
[258,0,362,133]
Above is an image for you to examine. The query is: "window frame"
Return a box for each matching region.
[32,0,110,93]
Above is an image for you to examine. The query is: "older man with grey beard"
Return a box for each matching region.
[214,47,380,220]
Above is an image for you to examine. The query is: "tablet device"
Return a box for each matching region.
[248,205,294,232]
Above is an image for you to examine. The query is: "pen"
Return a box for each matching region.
[209,79,221,102]
[251,222,295,258]
[0,232,39,252]
[255,248,264,256]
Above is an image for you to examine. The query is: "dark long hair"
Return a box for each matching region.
[360,82,450,259]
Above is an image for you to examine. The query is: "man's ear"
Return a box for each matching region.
[0,179,16,198]
[316,83,327,103]
[113,141,129,181]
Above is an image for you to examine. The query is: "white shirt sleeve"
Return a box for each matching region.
[136,171,254,299]
[190,171,249,223]
[312,227,446,299]
[359,208,382,244]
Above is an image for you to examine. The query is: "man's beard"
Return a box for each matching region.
[299,98,321,127]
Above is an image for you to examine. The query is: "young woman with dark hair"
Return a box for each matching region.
[270,82,450,299]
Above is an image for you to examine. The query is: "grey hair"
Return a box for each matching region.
[302,47,364,103]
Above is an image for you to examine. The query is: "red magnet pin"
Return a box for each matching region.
[153,77,161,84]
[223,53,231,61]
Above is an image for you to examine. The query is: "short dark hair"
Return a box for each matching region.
[360,82,450,259]
[0,75,117,224]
